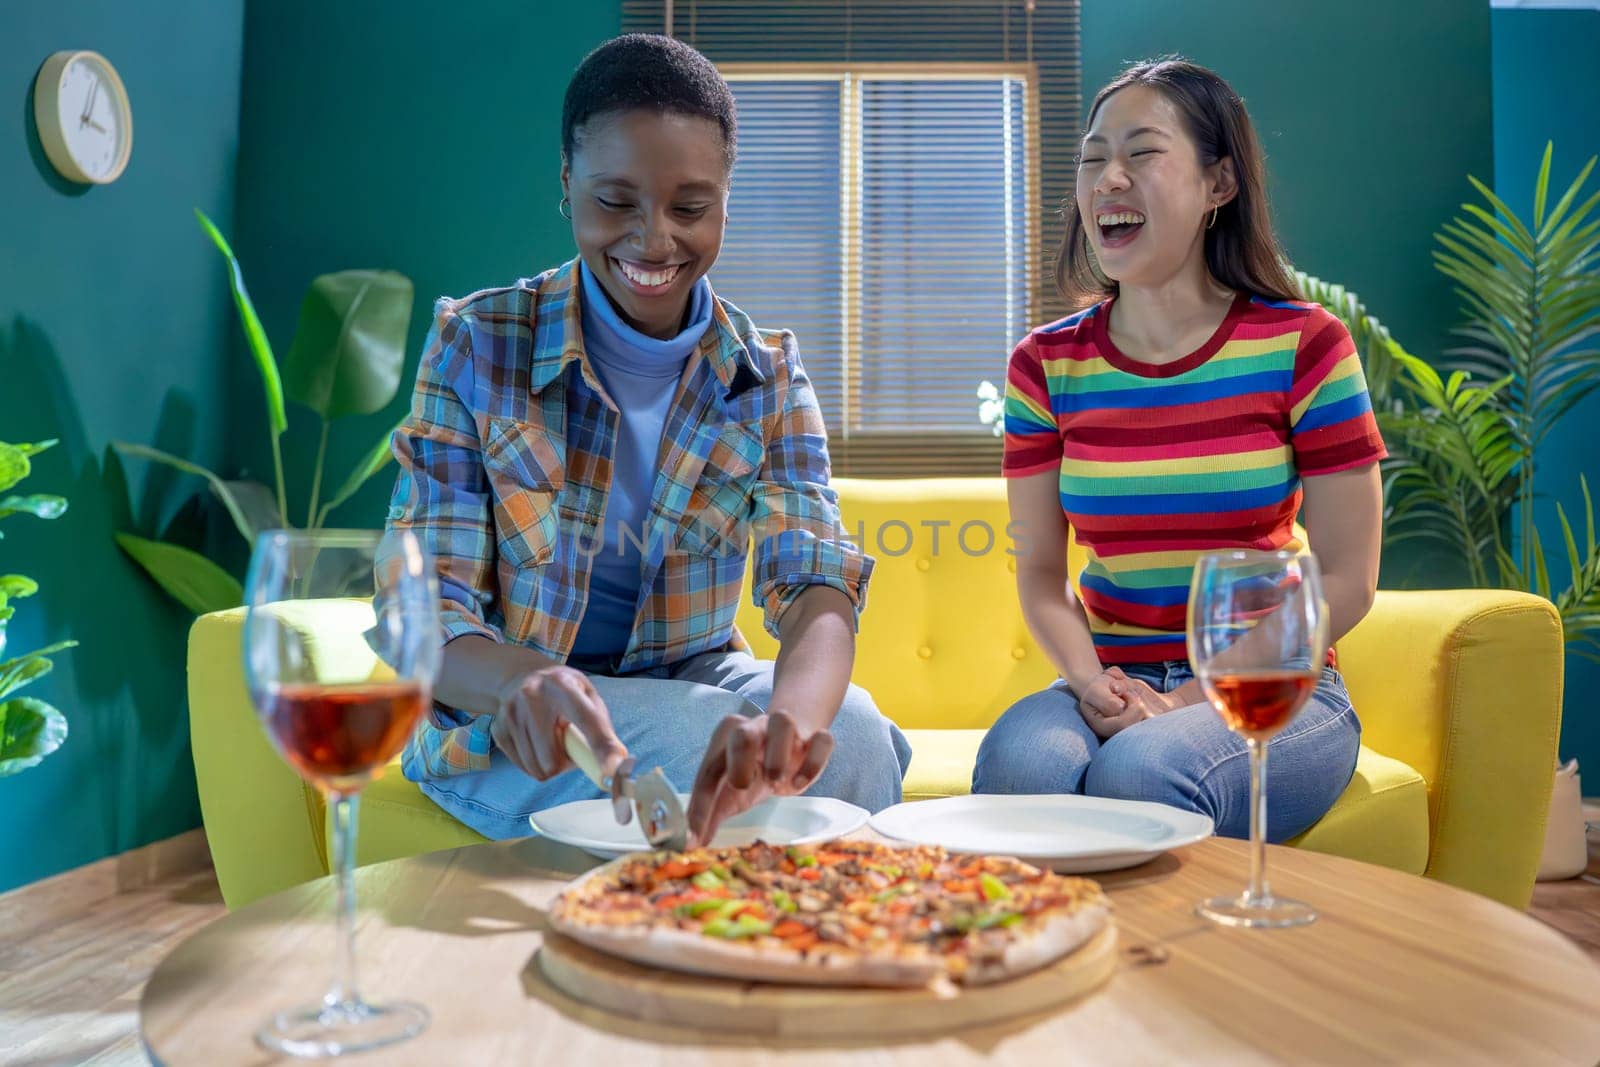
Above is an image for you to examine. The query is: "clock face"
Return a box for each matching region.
[52,54,128,183]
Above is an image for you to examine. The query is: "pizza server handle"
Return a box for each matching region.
[563,723,637,826]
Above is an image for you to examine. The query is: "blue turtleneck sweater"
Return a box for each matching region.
[568,259,713,662]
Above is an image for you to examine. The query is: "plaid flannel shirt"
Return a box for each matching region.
[386,259,873,779]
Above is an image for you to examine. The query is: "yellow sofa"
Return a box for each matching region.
[189,478,1563,911]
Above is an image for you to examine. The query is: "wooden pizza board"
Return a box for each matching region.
[536,924,1118,1039]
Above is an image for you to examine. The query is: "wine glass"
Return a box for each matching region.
[1186,549,1329,929]
[242,528,440,1056]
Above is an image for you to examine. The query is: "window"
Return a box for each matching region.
[622,1,1082,475]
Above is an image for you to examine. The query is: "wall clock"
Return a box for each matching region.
[33,50,133,185]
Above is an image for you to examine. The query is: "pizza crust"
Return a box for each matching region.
[551,919,944,988]
[961,902,1111,985]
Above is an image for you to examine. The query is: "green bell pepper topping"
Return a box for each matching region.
[674,898,727,918]
[979,872,1012,902]
[703,915,774,939]
[691,869,723,891]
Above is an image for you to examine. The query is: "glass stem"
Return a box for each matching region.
[1246,738,1270,905]
[327,790,362,1011]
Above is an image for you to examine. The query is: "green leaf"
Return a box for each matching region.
[0,652,56,701]
[16,440,58,457]
[111,442,259,544]
[0,494,67,521]
[283,270,413,420]
[0,639,76,680]
[316,427,397,524]
[0,442,28,494]
[195,209,288,437]
[0,697,67,776]
[114,533,243,615]
[1532,142,1553,230]
[0,576,38,599]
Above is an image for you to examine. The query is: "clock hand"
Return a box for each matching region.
[80,77,99,126]
[86,118,108,135]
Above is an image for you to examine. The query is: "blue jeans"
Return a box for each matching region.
[971,662,1360,842]
[414,649,912,840]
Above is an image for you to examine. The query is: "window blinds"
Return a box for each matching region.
[620,1,1081,476]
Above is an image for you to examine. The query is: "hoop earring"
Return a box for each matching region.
[559,196,572,220]
[1206,204,1219,230]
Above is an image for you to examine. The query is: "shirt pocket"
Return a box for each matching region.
[675,420,765,558]
[482,417,565,569]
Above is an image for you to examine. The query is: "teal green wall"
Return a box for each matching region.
[228,1,623,531]
[1082,0,1493,371]
[0,2,245,893]
[1492,7,1600,774]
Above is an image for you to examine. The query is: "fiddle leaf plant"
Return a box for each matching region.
[0,438,77,776]
[112,210,414,615]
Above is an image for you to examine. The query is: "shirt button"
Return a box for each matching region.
[917,645,933,660]
[1011,647,1027,660]
[916,558,931,572]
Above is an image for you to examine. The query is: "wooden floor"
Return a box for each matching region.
[2,829,1596,1066]
[0,833,225,1066]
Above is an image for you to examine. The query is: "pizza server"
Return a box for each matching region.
[563,725,690,852]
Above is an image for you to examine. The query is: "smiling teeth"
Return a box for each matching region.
[618,261,681,287]
[1096,211,1146,226]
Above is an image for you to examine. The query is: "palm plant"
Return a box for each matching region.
[1298,143,1600,660]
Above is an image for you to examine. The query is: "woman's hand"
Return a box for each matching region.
[686,710,834,847]
[488,665,628,782]
[1077,667,1167,739]
[1123,677,1206,716]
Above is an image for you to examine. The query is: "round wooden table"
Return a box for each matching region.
[141,836,1600,1065]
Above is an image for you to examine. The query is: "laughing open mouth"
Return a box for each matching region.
[1095,210,1146,247]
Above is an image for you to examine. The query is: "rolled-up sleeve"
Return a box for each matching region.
[386,301,503,645]
[747,333,874,637]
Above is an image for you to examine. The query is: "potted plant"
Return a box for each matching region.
[113,211,414,613]
[0,438,76,776]
[1304,145,1598,878]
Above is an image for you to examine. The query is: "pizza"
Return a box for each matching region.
[548,839,1111,988]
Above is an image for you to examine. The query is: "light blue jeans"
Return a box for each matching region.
[971,661,1360,842]
[413,649,912,840]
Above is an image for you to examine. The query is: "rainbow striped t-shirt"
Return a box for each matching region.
[1002,293,1386,664]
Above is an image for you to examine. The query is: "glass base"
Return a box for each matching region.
[257,998,429,1058]
[1196,892,1317,929]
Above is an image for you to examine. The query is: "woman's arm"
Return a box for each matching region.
[768,584,857,735]
[1300,462,1383,645]
[1009,472,1153,734]
[435,635,627,782]
[1010,471,1111,694]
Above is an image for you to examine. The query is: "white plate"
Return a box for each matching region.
[868,794,1214,873]
[529,795,870,859]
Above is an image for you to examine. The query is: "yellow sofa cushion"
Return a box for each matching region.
[902,729,988,800]
[1286,746,1429,873]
